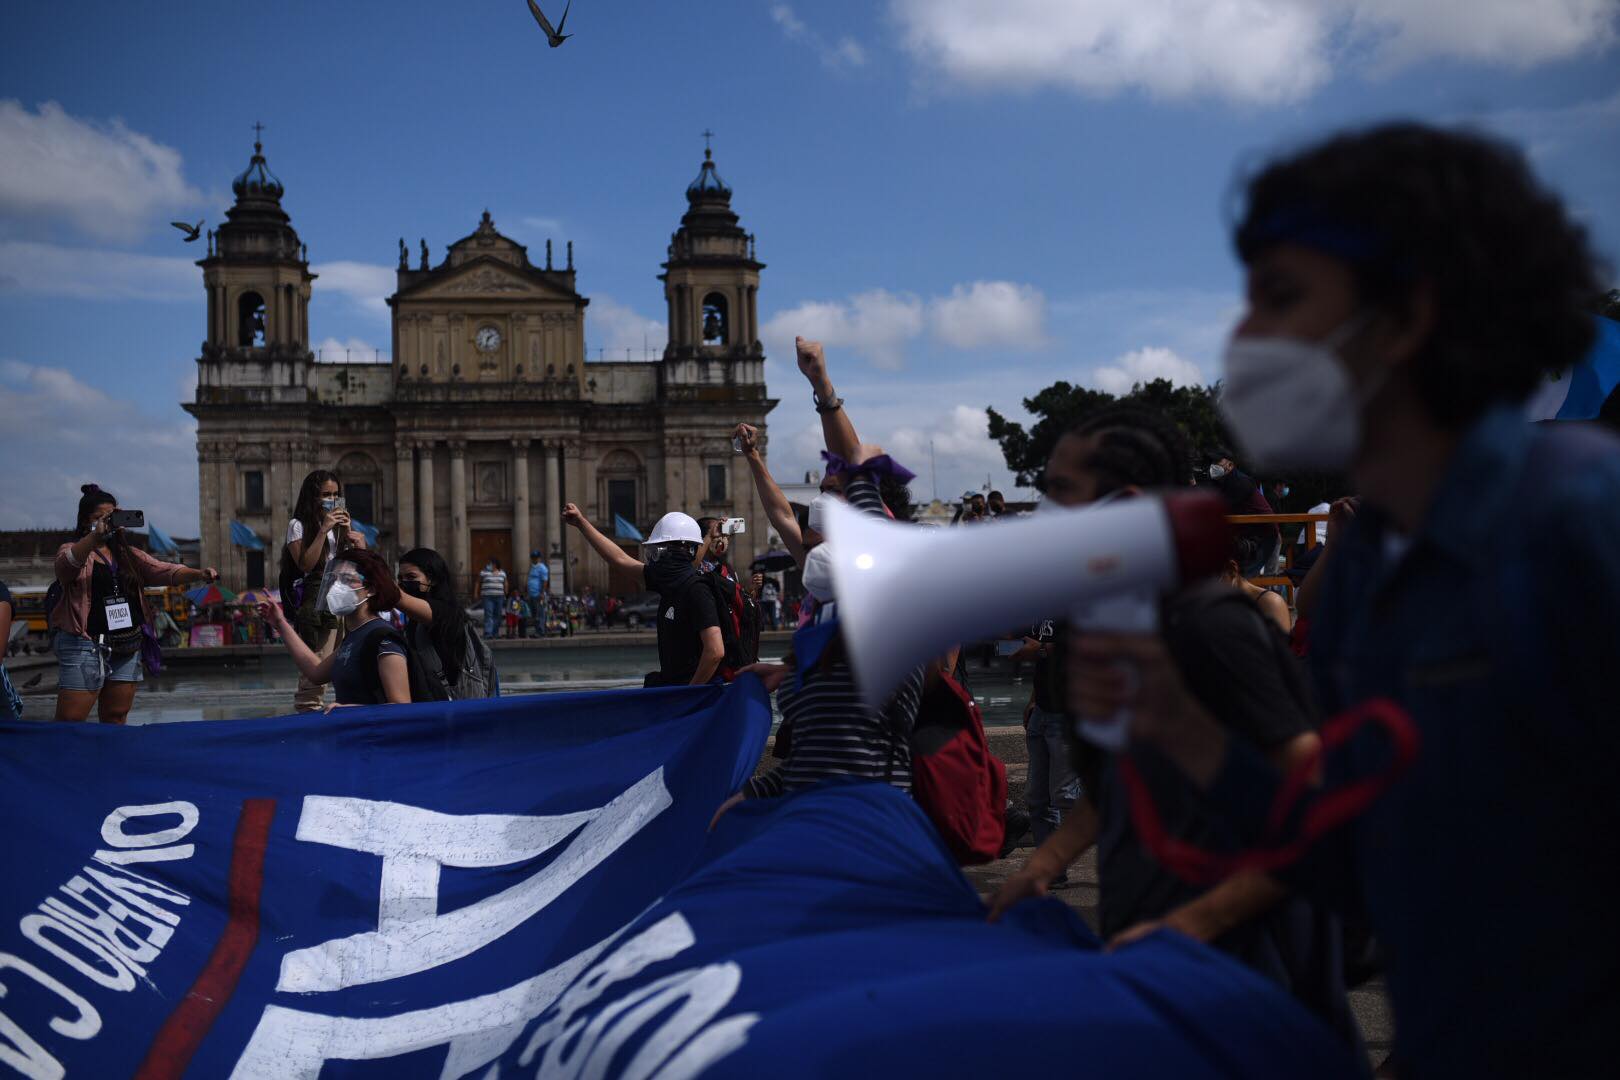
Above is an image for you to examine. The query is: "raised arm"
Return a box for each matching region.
[562,503,641,575]
[734,423,806,565]
[796,337,860,464]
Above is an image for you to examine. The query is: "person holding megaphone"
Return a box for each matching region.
[983,404,1359,1046]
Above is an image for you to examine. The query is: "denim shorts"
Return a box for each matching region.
[54,632,143,692]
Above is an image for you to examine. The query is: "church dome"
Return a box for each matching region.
[232,139,284,201]
[685,149,731,203]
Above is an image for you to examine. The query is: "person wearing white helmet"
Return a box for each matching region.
[562,503,725,687]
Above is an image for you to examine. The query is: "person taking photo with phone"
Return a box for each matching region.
[51,484,218,724]
[280,469,368,712]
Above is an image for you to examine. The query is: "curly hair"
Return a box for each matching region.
[1065,404,1194,495]
[1234,122,1606,428]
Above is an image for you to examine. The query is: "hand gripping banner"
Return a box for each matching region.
[0,680,1358,1079]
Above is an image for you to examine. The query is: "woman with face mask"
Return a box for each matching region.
[261,548,410,709]
[395,547,497,700]
[279,469,368,712]
[1077,124,1618,1079]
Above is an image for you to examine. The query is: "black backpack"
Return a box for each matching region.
[404,620,499,701]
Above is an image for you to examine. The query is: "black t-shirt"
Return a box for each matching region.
[1030,617,1061,713]
[1090,584,1313,939]
[86,557,144,639]
[644,565,721,686]
[330,618,407,705]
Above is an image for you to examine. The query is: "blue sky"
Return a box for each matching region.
[2,0,1618,531]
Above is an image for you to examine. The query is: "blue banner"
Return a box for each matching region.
[0,681,1356,1079]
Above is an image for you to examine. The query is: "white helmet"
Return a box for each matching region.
[646,511,702,546]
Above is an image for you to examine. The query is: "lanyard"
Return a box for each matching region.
[1119,697,1420,886]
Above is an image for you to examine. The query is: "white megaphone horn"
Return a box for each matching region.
[823,493,1232,710]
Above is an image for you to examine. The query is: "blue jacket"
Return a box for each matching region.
[1207,406,1620,1078]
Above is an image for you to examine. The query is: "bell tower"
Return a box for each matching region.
[194,127,317,402]
[659,135,764,370]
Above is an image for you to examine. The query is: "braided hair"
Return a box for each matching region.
[1064,404,1193,495]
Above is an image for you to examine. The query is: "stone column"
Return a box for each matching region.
[268,441,288,563]
[512,439,531,573]
[395,441,416,552]
[544,440,562,576]
[417,442,437,551]
[216,452,236,586]
[449,440,469,590]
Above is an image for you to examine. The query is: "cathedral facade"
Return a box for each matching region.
[185,138,776,594]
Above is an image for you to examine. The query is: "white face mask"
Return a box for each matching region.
[801,543,836,602]
[326,581,366,616]
[807,493,842,536]
[1219,315,1373,471]
[1208,464,1228,480]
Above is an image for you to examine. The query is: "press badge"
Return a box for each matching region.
[105,599,133,630]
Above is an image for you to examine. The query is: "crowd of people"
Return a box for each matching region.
[14,121,1620,1077]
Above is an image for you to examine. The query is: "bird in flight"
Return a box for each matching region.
[526,0,572,47]
[171,219,203,242]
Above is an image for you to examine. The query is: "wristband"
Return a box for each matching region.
[812,390,844,414]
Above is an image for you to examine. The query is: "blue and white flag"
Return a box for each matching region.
[0,682,1356,1079]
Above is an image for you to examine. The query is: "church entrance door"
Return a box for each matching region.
[470,529,513,591]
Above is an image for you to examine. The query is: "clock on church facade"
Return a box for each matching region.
[184,136,775,593]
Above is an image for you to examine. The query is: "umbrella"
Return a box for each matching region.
[752,549,796,572]
[185,583,239,606]
[236,587,279,607]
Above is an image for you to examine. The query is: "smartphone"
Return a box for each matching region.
[721,517,746,535]
[995,638,1023,657]
[731,435,744,453]
[108,509,145,530]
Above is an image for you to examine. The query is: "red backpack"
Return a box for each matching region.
[907,670,1007,865]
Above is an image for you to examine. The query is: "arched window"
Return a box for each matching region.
[701,292,729,345]
[238,291,267,347]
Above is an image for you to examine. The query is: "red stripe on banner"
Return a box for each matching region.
[133,797,276,1080]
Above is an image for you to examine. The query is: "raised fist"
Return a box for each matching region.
[561,503,585,529]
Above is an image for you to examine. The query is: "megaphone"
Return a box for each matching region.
[823,493,1232,710]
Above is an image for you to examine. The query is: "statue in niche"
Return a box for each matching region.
[436,339,446,373]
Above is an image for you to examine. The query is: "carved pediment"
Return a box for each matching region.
[401,259,577,302]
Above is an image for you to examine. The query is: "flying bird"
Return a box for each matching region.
[171,219,203,242]
[526,0,572,47]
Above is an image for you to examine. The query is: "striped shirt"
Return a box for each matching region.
[746,474,923,799]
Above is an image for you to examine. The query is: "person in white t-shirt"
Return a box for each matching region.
[280,469,367,711]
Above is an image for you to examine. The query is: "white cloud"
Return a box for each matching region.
[311,260,393,317]
[520,216,563,234]
[763,289,924,370]
[0,100,204,241]
[588,295,667,360]
[1092,345,1205,395]
[313,336,388,364]
[0,240,195,301]
[765,280,1050,370]
[885,404,1011,497]
[1467,88,1620,163]
[929,280,1048,349]
[772,3,869,69]
[0,359,198,533]
[889,0,1618,105]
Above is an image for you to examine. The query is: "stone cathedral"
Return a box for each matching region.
[185,136,775,594]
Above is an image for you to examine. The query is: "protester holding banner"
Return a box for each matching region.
[1073,123,1619,1078]
[395,547,498,700]
[564,503,724,687]
[281,469,367,712]
[986,406,1358,1044]
[261,548,412,708]
[52,483,218,724]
